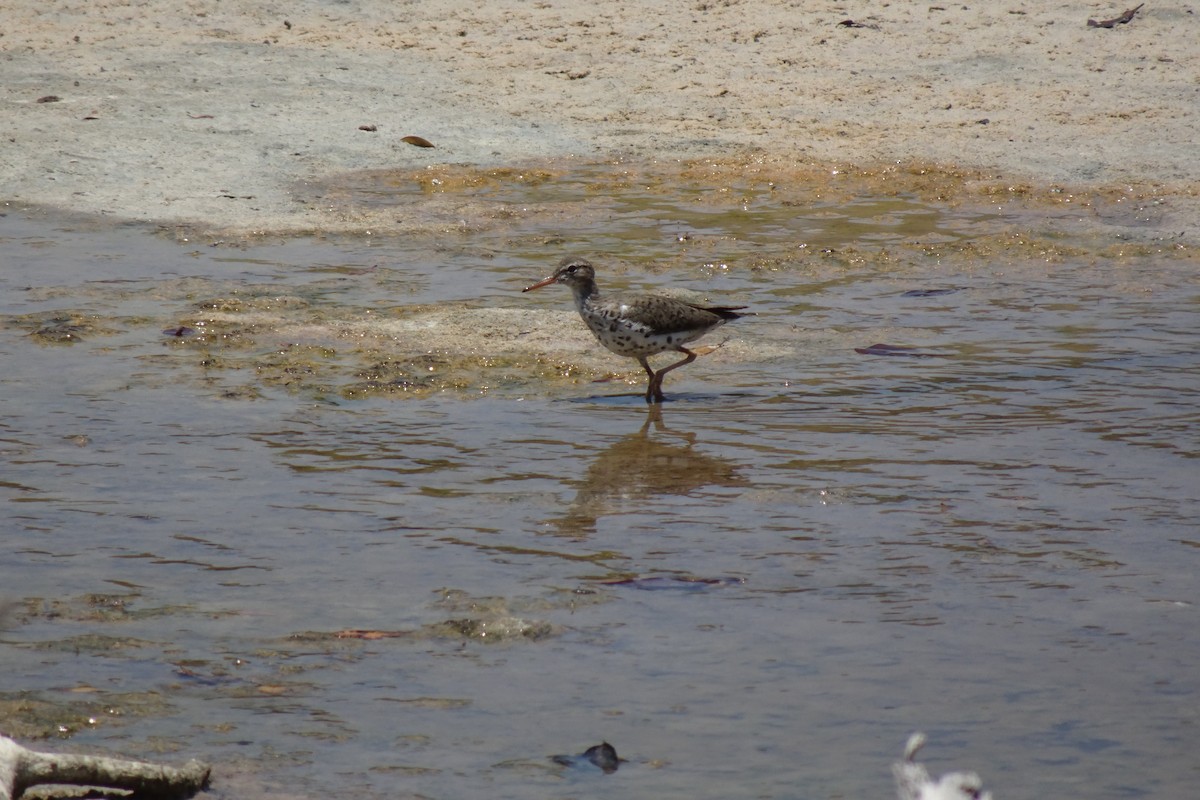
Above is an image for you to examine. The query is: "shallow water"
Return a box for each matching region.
[1,169,1198,800]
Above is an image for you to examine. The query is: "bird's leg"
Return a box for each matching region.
[647,348,697,403]
[637,356,658,403]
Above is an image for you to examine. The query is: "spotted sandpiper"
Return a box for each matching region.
[522,256,749,403]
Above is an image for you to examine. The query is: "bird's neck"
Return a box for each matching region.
[570,279,600,310]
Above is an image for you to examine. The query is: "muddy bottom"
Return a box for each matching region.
[1,161,1196,800]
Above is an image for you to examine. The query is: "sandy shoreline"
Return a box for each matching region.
[1,0,1196,238]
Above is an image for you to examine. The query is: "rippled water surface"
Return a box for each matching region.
[1,169,1197,800]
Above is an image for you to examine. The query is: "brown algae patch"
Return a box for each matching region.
[0,692,172,741]
[290,164,577,239]
[295,156,1198,243]
[3,310,123,345]
[291,589,579,645]
[165,303,657,400]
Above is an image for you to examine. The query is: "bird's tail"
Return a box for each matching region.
[702,305,753,321]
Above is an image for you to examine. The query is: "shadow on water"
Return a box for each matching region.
[0,161,1198,799]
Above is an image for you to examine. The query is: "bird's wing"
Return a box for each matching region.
[611,294,726,334]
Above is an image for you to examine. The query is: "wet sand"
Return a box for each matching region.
[2,1,1196,238]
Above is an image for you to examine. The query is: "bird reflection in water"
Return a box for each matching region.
[548,405,748,537]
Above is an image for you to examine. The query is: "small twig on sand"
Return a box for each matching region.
[1087,3,1144,28]
[0,736,210,800]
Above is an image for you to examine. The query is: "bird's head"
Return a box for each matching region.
[522,256,596,292]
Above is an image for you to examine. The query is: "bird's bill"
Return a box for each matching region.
[522,274,558,292]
